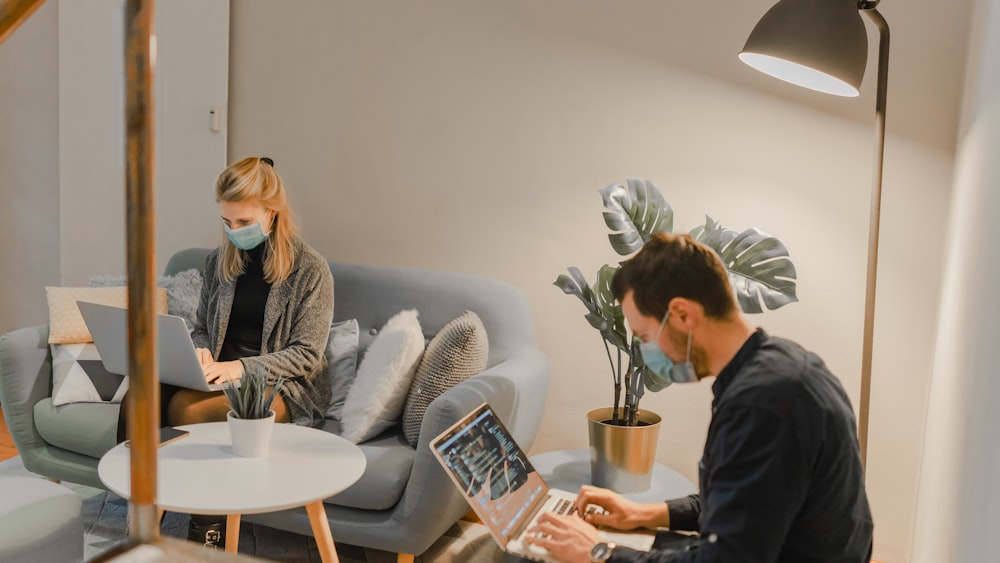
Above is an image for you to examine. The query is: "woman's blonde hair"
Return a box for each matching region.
[215,156,299,284]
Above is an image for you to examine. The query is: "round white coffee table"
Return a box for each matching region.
[98,422,366,562]
[529,448,696,503]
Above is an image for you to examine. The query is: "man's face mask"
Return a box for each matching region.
[638,310,698,391]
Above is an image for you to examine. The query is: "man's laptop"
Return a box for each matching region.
[77,301,228,392]
[430,402,655,562]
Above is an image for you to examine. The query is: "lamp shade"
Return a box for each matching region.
[739,0,868,97]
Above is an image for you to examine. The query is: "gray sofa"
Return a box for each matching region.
[0,247,551,559]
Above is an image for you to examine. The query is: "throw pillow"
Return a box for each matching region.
[339,309,425,444]
[325,318,360,420]
[46,286,168,344]
[51,342,128,405]
[88,268,203,330]
[402,310,489,446]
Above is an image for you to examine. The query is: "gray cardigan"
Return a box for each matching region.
[191,237,334,426]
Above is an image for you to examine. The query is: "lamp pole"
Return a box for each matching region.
[857,4,889,472]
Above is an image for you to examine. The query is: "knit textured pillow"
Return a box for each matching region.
[402,310,489,447]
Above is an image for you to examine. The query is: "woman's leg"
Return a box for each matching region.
[116,384,184,443]
[166,388,291,425]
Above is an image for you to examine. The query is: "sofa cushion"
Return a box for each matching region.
[325,319,360,421]
[340,310,425,444]
[45,286,168,344]
[319,418,415,511]
[402,310,489,447]
[51,343,128,406]
[33,398,120,459]
[88,269,203,331]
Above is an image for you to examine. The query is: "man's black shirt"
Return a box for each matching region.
[611,329,873,562]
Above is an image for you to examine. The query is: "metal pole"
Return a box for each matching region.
[857,7,889,473]
[124,0,159,544]
[0,0,47,46]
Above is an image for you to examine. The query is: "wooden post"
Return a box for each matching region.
[0,0,47,46]
[124,0,159,544]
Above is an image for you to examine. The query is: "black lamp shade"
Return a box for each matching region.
[740,0,868,97]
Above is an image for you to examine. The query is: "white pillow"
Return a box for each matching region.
[340,310,425,444]
[51,343,128,405]
[325,318,360,420]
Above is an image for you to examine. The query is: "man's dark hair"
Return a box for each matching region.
[611,232,737,320]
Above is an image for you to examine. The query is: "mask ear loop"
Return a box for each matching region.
[685,328,693,363]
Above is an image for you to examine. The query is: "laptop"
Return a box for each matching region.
[78,301,228,392]
[430,402,655,562]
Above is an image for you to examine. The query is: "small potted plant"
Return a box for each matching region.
[223,367,285,457]
[555,178,798,490]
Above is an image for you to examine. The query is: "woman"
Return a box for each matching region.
[116,156,334,547]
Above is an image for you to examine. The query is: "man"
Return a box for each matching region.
[528,233,873,562]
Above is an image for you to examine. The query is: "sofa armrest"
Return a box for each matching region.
[388,347,551,553]
[0,325,54,466]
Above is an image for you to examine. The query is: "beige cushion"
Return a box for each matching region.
[402,310,489,446]
[46,286,167,344]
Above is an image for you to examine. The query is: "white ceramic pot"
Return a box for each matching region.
[587,407,662,493]
[227,409,276,458]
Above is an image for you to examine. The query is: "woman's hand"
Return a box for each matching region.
[194,347,214,367]
[575,485,670,530]
[525,512,601,563]
[202,360,244,385]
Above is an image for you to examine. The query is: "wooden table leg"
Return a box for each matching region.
[306,500,338,563]
[225,514,241,554]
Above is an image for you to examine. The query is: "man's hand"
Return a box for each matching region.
[203,359,244,385]
[525,512,601,563]
[576,485,671,530]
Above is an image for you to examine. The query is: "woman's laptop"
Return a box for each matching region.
[430,402,655,562]
[77,301,228,392]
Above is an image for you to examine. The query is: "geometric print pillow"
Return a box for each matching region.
[50,343,128,406]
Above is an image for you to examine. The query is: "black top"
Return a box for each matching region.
[610,329,873,563]
[218,244,271,363]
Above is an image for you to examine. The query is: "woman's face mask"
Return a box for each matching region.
[638,310,698,391]
[220,200,272,250]
[225,222,268,250]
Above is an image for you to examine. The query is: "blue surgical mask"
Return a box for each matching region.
[225,222,268,250]
[638,311,698,391]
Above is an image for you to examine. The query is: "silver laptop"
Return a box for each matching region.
[78,301,227,392]
[430,403,655,562]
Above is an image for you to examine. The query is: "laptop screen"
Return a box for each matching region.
[431,403,548,543]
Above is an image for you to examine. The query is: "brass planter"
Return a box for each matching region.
[587,407,661,493]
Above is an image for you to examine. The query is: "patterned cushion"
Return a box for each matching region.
[46,286,168,344]
[402,310,489,446]
[50,343,128,405]
[340,310,425,444]
[325,319,360,420]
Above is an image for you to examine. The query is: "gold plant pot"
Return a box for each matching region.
[587,407,661,493]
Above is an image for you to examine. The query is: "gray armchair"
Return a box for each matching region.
[0,248,551,560]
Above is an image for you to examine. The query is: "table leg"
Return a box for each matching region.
[306,500,338,563]
[225,514,241,554]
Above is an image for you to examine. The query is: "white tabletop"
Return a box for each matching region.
[530,448,697,504]
[98,422,366,515]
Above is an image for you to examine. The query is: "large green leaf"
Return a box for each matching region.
[690,217,798,314]
[594,265,629,352]
[600,178,673,256]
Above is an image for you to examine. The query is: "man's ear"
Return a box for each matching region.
[668,298,702,330]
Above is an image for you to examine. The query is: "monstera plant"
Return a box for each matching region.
[555,178,798,426]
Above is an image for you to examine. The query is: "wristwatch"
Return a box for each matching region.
[590,541,617,562]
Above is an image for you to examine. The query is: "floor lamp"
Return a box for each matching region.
[739,0,889,471]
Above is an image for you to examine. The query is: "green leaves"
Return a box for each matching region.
[600,179,674,256]
[223,367,286,420]
[690,217,798,314]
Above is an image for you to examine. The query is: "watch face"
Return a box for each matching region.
[591,542,613,561]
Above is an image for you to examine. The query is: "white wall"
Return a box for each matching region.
[913,0,1000,560]
[227,3,953,561]
[0,0,60,334]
